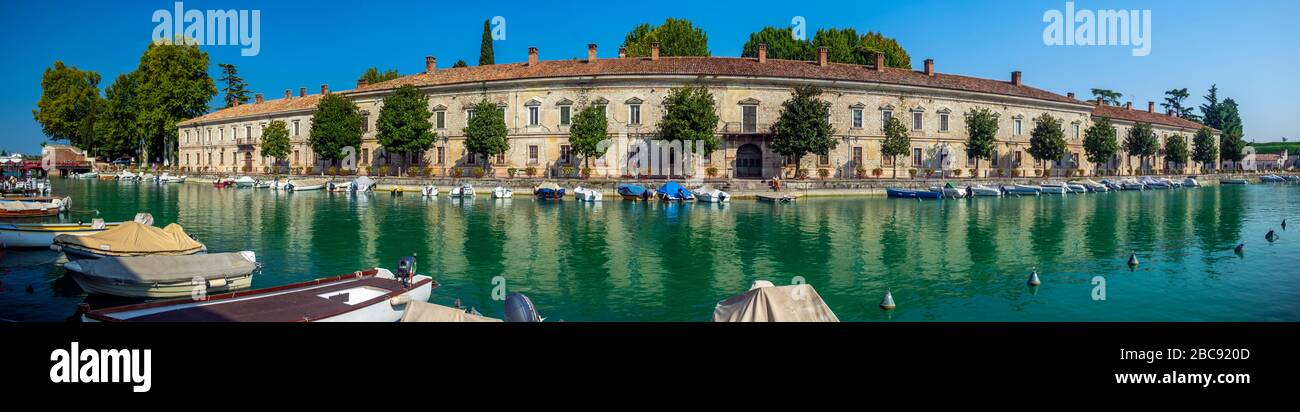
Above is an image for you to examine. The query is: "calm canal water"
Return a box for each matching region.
[2,179,1298,322]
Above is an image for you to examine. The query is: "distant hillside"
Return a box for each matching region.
[1249,142,1299,155]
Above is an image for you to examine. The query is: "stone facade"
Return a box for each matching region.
[176,48,1218,179]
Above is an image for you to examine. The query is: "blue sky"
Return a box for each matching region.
[2,0,1297,154]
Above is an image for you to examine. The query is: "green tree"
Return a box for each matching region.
[881,116,910,178]
[568,106,609,170]
[308,93,363,165]
[463,99,509,172]
[1090,88,1123,106]
[810,28,861,64]
[32,61,102,155]
[740,26,812,61]
[452,60,469,68]
[656,85,721,166]
[260,120,291,173]
[135,40,217,165]
[359,67,401,85]
[1164,134,1189,171]
[217,63,251,109]
[1083,117,1119,175]
[95,72,146,160]
[1191,127,1218,171]
[479,20,495,66]
[1217,98,1246,168]
[1160,88,1196,120]
[1124,122,1159,174]
[1198,85,1222,129]
[1027,113,1067,176]
[621,18,709,57]
[769,85,836,176]
[857,31,911,69]
[376,85,437,170]
[964,107,998,174]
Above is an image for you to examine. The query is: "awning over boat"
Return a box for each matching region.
[712,281,840,322]
[400,300,502,322]
[68,252,255,284]
[54,222,204,255]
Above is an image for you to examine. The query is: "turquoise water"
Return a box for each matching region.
[1,179,1298,322]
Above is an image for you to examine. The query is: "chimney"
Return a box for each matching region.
[320,84,329,95]
[1148,101,1155,113]
[299,87,306,97]
[1167,109,1174,116]
[527,46,538,66]
[757,43,768,64]
[357,78,369,88]
[650,42,660,61]
[923,59,934,76]
[284,89,291,99]
[817,47,828,67]
[618,47,627,59]
[874,53,885,72]
[1067,92,1075,99]
[1011,71,1022,86]
[232,100,240,107]
[255,93,264,104]
[425,56,437,73]
[1125,102,1132,110]
[1094,99,1102,107]
[587,43,598,63]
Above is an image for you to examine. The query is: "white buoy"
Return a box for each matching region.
[1027,270,1041,286]
[1128,251,1139,266]
[879,290,896,310]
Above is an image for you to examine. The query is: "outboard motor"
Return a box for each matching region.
[394,256,416,287]
[503,293,542,322]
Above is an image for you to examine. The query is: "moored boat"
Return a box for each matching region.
[1005,185,1042,196]
[327,181,353,192]
[929,182,965,198]
[72,172,98,180]
[713,280,839,322]
[1221,178,1249,185]
[1077,179,1108,192]
[352,176,376,192]
[573,186,602,202]
[655,181,695,201]
[1120,179,1146,190]
[1139,176,1170,189]
[422,185,439,197]
[52,220,206,260]
[81,257,435,322]
[886,188,942,199]
[1038,182,1069,194]
[1260,174,1287,183]
[0,200,61,218]
[0,220,119,248]
[969,185,1002,197]
[616,183,649,200]
[287,178,327,191]
[491,186,513,198]
[695,187,731,203]
[233,176,257,187]
[65,252,258,298]
[534,182,564,199]
[1183,176,1201,187]
[213,177,234,188]
[1,195,70,211]
[450,184,475,197]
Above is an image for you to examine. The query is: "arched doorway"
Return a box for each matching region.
[735,144,763,178]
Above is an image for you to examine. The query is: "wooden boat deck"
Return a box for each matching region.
[89,275,425,322]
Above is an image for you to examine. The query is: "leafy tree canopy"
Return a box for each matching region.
[964,107,998,166]
[218,63,250,109]
[1027,113,1067,166]
[376,85,437,157]
[360,67,401,85]
[1191,127,1218,167]
[260,120,291,162]
[1091,88,1123,106]
[1083,117,1119,167]
[308,93,363,163]
[462,99,509,165]
[452,60,468,68]
[1160,88,1196,120]
[622,18,709,57]
[1124,122,1159,163]
[881,116,910,176]
[740,26,812,61]
[741,27,910,69]
[568,105,609,168]
[1164,134,1189,166]
[32,61,102,155]
[769,85,837,167]
[95,72,146,159]
[656,85,721,153]
[135,40,217,163]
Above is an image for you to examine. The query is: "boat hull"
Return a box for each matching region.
[534,188,565,199]
[67,270,253,298]
[0,223,117,248]
[886,188,942,199]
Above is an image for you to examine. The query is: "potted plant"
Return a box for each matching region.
[451,168,463,178]
[817,168,830,179]
[561,166,574,177]
[908,169,918,178]
[707,167,719,178]
[507,167,518,178]
[525,166,537,178]
[378,165,389,176]
[855,166,866,178]
[952,169,963,177]
[472,167,485,178]
[796,168,809,179]
[581,166,592,179]
[872,167,883,178]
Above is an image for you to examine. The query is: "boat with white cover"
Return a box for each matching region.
[1221,178,1249,185]
[712,280,839,322]
[1183,177,1201,187]
[573,186,602,202]
[450,184,474,197]
[1120,179,1146,190]
[422,185,439,197]
[233,176,257,187]
[695,187,731,202]
[287,179,327,191]
[65,252,258,298]
[969,185,1002,197]
[81,257,435,322]
[491,186,512,198]
[1006,185,1042,196]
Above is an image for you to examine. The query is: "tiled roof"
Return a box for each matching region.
[357,57,1081,105]
[178,56,1086,127]
[176,93,328,126]
[1090,103,1210,131]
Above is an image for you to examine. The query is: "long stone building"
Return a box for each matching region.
[176,43,1217,179]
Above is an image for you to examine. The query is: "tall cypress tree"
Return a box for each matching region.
[479,20,495,66]
[218,63,250,109]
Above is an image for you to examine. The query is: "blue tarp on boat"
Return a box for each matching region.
[616,184,647,197]
[656,182,693,200]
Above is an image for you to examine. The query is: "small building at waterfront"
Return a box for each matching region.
[176,44,1218,179]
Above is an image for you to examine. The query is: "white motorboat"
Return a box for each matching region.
[929,184,966,198]
[1221,178,1249,185]
[1183,177,1201,187]
[1077,180,1109,192]
[491,186,512,198]
[352,176,376,192]
[158,173,186,183]
[695,187,731,202]
[65,252,257,298]
[233,176,257,187]
[1065,183,1088,193]
[450,184,474,197]
[0,220,119,248]
[1039,182,1070,194]
[115,171,138,181]
[1260,174,1287,183]
[1140,176,1170,189]
[422,185,439,197]
[969,185,1002,197]
[287,179,327,191]
[73,172,98,179]
[1120,179,1146,190]
[82,257,435,322]
[1006,185,1042,196]
[573,186,602,202]
[327,181,353,192]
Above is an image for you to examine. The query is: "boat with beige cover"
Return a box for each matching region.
[65,252,257,298]
[52,220,206,260]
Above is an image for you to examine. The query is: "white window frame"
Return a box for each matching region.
[292,120,300,136]
[939,113,950,132]
[628,104,641,125]
[559,105,571,126]
[912,111,923,131]
[852,108,863,129]
[1013,118,1023,136]
[528,106,540,126]
[435,111,446,129]
[881,110,893,131]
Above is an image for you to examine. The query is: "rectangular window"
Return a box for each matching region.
[852,109,863,129]
[466,151,476,165]
[560,106,571,126]
[819,153,830,166]
[940,113,950,132]
[883,153,893,166]
[560,145,572,164]
[361,148,369,165]
[742,105,757,133]
[293,120,300,136]
[853,147,863,165]
[881,111,892,131]
[967,153,975,166]
[912,112,923,131]
[436,147,445,165]
[1013,119,1023,136]
[628,105,641,125]
[1014,151,1023,167]
[467,109,476,120]
[1073,123,1081,139]
[219,128,225,141]
[528,145,539,164]
[219,152,224,165]
[245,126,252,141]
[496,153,505,164]
[992,151,1000,166]
[528,107,539,126]
[435,111,446,129]
[912,148,922,167]
[293,150,299,165]
[361,115,369,133]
